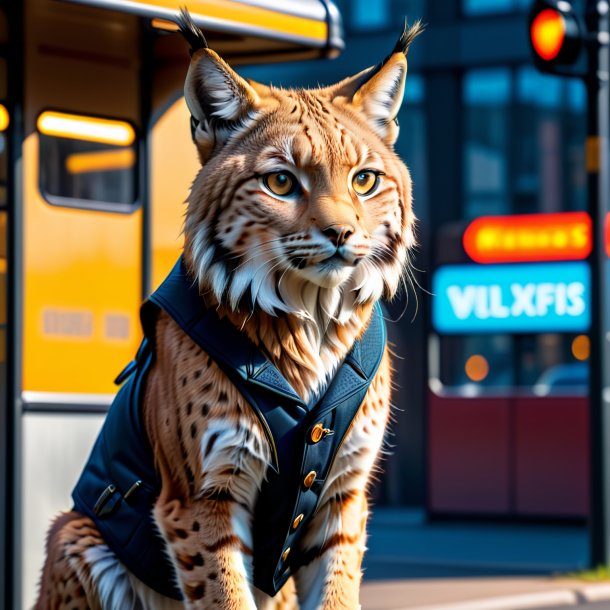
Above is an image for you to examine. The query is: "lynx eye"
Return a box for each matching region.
[263,171,297,197]
[352,170,380,196]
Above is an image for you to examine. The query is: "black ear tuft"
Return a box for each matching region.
[392,19,425,55]
[176,7,208,55]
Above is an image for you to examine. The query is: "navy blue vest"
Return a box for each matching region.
[72,258,386,599]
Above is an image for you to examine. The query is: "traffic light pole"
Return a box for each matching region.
[586,0,610,568]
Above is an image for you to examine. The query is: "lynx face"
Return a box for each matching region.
[183,26,422,323]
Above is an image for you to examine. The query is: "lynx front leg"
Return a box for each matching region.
[153,407,273,610]
[156,496,258,610]
[293,491,368,610]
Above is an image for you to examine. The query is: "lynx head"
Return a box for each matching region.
[178,10,423,324]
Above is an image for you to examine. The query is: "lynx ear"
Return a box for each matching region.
[329,21,424,146]
[184,49,260,127]
[177,8,260,131]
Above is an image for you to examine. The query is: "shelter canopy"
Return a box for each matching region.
[59,0,344,62]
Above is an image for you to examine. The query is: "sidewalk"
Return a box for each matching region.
[361,577,610,610]
[360,509,600,610]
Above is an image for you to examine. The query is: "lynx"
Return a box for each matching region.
[35,11,422,610]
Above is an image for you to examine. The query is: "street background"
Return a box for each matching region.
[5,0,610,609]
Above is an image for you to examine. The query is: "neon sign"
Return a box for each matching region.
[463,212,591,264]
[433,262,590,333]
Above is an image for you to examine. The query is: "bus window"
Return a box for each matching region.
[37,111,137,211]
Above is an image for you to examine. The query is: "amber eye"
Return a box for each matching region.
[352,170,380,196]
[263,171,297,197]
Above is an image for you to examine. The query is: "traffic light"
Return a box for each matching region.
[529,0,584,74]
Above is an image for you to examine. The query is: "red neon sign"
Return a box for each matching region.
[463,212,592,263]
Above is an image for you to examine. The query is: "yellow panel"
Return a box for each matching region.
[121,0,327,42]
[151,97,199,290]
[23,134,142,394]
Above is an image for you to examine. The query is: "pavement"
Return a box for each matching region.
[359,509,610,610]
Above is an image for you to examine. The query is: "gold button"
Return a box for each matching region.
[310,423,325,443]
[303,471,316,488]
[282,547,291,562]
[292,513,304,529]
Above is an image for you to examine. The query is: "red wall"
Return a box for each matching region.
[428,393,589,517]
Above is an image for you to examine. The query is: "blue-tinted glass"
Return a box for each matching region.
[394,0,426,18]
[405,74,424,104]
[513,66,586,214]
[568,79,586,112]
[463,69,511,219]
[463,0,514,15]
[395,101,427,223]
[463,68,511,105]
[350,0,389,30]
[517,67,562,108]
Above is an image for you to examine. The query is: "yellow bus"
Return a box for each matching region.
[0,1,343,607]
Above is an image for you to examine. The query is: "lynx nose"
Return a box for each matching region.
[322,224,354,247]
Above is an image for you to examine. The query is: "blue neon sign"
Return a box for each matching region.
[432,262,590,333]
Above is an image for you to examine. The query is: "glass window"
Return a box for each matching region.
[463,69,511,219]
[397,74,427,223]
[464,0,513,16]
[514,68,586,214]
[37,111,138,210]
[465,0,586,17]
[350,0,390,30]
[432,333,588,394]
[405,73,424,105]
[394,0,426,18]
[463,0,526,15]
[463,67,586,219]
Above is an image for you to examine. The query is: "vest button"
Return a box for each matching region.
[310,423,325,443]
[303,471,316,488]
[292,513,304,529]
[282,547,291,562]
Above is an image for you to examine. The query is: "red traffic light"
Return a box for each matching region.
[529,1,582,71]
[531,8,566,60]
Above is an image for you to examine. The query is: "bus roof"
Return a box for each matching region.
[58,0,344,60]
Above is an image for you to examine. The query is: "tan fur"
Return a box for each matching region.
[35,19,421,610]
[34,513,102,610]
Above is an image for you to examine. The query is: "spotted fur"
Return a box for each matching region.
[35,13,422,610]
